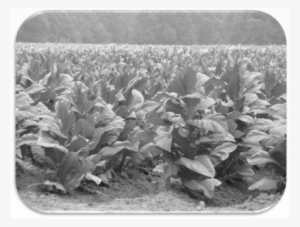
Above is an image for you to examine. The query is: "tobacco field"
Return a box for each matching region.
[15,43,287,213]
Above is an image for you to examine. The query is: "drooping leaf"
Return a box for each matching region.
[44,181,67,193]
[16,92,34,108]
[64,173,84,191]
[248,119,274,132]
[184,179,221,198]
[248,178,278,191]
[37,131,68,153]
[247,150,280,167]
[244,130,272,146]
[24,83,45,95]
[16,133,38,147]
[16,158,47,180]
[85,172,102,185]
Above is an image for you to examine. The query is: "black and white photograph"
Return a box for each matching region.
[14,10,287,214]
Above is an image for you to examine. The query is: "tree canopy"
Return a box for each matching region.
[16,11,286,45]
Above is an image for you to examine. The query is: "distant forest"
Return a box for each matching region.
[16,11,286,45]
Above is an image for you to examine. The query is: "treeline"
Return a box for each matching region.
[16,11,286,45]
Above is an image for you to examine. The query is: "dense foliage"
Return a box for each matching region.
[17,11,286,45]
[15,43,286,198]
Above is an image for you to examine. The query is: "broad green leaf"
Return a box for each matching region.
[177,157,213,178]
[184,179,221,198]
[181,93,202,119]
[153,163,166,174]
[195,73,210,89]
[37,131,68,153]
[16,92,34,108]
[16,158,47,180]
[248,119,273,131]
[264,69,281,99]
[16,133,38,147]
[187,119,227,134]
[233,130,244,139]
[227,110,240,121]
[227,119,237,134]
[139,143,162,158]
[247,150,280,167]
[128,89,144,111]
[234,165,254,177]
[204,78,226,100]
[44,181,67,193]
[64,173,84,191]
[194,155,216,177]
[244,130,272,146]
[210,142,238,164]
[56,152,80,184]
[67,136,88,152]
[198,97,216,110]
[129,129,155,144]
[136,100,161,116]
[269,104,286,119]
[238,115,254,124]
[118,118,136,141]
[152,91,178,102]
[271,81,286,98]
[269,140,286,169]
[248,178,278,191]
[55,100,69,122]
[24,83,45,95]
[183,67,197,94]
[154,132,172,152]
[85,172,102,185]
[227,71,241,102]
[146,111,166,126]
[115,105,130,118]
[72,119,94,139]
[167,71,187,96]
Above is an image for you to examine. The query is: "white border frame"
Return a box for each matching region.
[1,0,299,226]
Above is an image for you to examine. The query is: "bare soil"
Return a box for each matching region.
[16,165,282,214]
